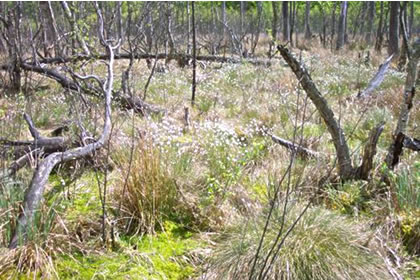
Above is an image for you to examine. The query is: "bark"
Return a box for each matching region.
[408,1,413,38]
[251,2,263,55]
[272,2,278,41]
[336,1,347,50]
[269,133,319,159]
[191,1,196,107]
[375,2,385,52]
[331,2,337,50]
[221,1,226,41]
[398,2,409,70]
[388,1,399,57]
[289,2,297,47]
[116,1,123,54]
[145,2,153,53]
[186,2,191,55]
[304,1,311,40]
[402,134,420,151]
[385,39,420,169]
[240,1,245,36]
[277,45,354,180]
[9,3,118,249]
[357,54,394,98]
[166,2,175,56]
[282,2,290,42]
[318,3,327,48]
[12,53,272,67]
[365,2,375,45]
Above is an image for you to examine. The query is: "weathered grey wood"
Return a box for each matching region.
[8,9,118,248]
[385,39,420,169]
[403,134,420,151]
[277,44,354,180]
[269,133,319,158]
[357,55,393,98]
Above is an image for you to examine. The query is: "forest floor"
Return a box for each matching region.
[0,43,419,279]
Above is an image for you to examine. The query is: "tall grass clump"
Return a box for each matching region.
[208,202,391,280]
[113,140,193,235]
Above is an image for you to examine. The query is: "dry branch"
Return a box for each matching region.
[8,16,119,248]
[269,133,319,158]
[277,44,354,180]
[402,134,420,151]
[357,54,393,98]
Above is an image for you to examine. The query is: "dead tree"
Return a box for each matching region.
[336,1,347,50]
[8,4,119,249]
[385,39,420,170]
[60,1,91,56]
[388,2,399,57]
[277,44,385,181]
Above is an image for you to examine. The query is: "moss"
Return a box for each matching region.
[55,221,199,280]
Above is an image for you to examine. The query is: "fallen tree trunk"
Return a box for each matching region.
[18,52,272,67]
[357,54,393,98]
[269,133,319,158]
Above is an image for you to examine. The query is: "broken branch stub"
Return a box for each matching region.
[357,54,393,98]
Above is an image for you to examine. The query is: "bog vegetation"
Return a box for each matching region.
[0,1,419,279]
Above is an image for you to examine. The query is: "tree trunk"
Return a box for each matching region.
[272,2,278,41]
[290,2,296,47]
[166,2,175,56]
[282,1,290,42]
[221,1,226,41]
[408,1,413,38]
[60,1,90,56]
[146,2,153,53]
[331,2,337,50]
[278,45,354,180]
[388,1,399,57]
[304,1,311,40]
[365,2,375,45]
[186,2,191,55]
[398,2,409,70]
[336,1,347,50]
[251,2,262,55]
[116,1,123,54]
[240,1,245,36]
[191,1,196,107]
[375,2,385,52]
[385,39,420,169]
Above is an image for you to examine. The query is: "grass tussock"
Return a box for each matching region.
[0,242,58,279]
[113,139,196,235]
[207,202,391,280]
